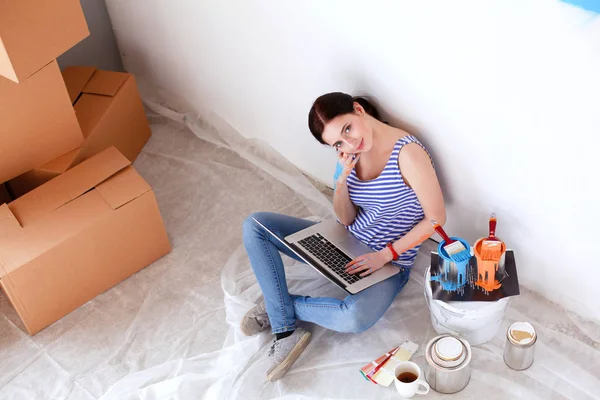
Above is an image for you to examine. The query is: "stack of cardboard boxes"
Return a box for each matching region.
[0,0,171,335]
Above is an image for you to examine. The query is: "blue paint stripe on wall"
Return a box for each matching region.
[560,0,600,13]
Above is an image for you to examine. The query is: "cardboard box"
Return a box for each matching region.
[0,0,89,83]
[7,67,151,197]
[0,61,84,184]
[0,147,171,335]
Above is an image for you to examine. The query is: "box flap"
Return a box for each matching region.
[0,204,21,233]
[62,66,97,104]
[97,166,152,209]
[0,190,113,278]
[38,148,80,173]
[0,37,18,83]
[82,70,129,97]
[8,147,130,226]
[0,204,23,278]
[73,94,113,139]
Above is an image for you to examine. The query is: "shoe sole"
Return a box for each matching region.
[267,331,312,382]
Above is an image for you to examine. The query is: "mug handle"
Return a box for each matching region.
[416,379,430,395]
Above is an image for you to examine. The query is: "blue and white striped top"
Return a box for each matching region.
[345,135,430,268]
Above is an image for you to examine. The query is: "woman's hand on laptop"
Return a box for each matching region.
[345,249,392,277]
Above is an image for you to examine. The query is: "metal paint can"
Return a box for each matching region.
[424,334,472,394]
[504,321,537,370]
[433,237,472,294]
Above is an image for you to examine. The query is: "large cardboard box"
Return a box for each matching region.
[8,66,152,197]
[0,60,84,184]
[0,0,89,83]
[0,147,171,335]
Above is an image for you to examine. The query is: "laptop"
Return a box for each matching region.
[252,217,399,294]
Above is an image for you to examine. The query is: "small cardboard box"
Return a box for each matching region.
[0,147,171,335]
[0,60,84,184]
[8,67,152,197]
[0,0,89,83]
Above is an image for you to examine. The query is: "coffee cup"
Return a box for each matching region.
[394,361,430,398]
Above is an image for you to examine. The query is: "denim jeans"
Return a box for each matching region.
[242,212,411,334]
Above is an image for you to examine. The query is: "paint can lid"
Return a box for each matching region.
[432,336,466,368]
[508,322,536,345]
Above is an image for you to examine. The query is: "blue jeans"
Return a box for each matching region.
[242,212,411,334]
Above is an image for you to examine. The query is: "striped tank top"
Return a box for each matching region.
[345,135,430,268]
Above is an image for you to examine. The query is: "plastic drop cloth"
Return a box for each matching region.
[0,83,598,400]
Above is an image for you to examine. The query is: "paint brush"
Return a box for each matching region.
[481,213,503,261]
[431,220,471,262]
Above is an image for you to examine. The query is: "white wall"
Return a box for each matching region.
[105,0,600,321]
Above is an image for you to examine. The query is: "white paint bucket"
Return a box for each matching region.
[424,266,510,346]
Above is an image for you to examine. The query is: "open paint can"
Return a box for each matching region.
[431,237,472,294]
[504,321,537,370]
[473,238,507,293]
[424,334,472,394]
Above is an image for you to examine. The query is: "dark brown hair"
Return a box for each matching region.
[308,92,381,144]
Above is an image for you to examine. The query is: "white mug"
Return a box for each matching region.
[394,361,430,398]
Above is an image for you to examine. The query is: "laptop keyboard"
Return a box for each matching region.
[298,233,364,285]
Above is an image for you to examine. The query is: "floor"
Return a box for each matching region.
[0,100,598,400]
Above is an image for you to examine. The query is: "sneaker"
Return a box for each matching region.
[241,298,270,336]
[266,328,312,382]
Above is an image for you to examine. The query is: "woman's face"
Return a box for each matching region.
[321,103,374,155]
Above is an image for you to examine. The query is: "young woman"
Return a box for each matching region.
[241,92,445,381]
